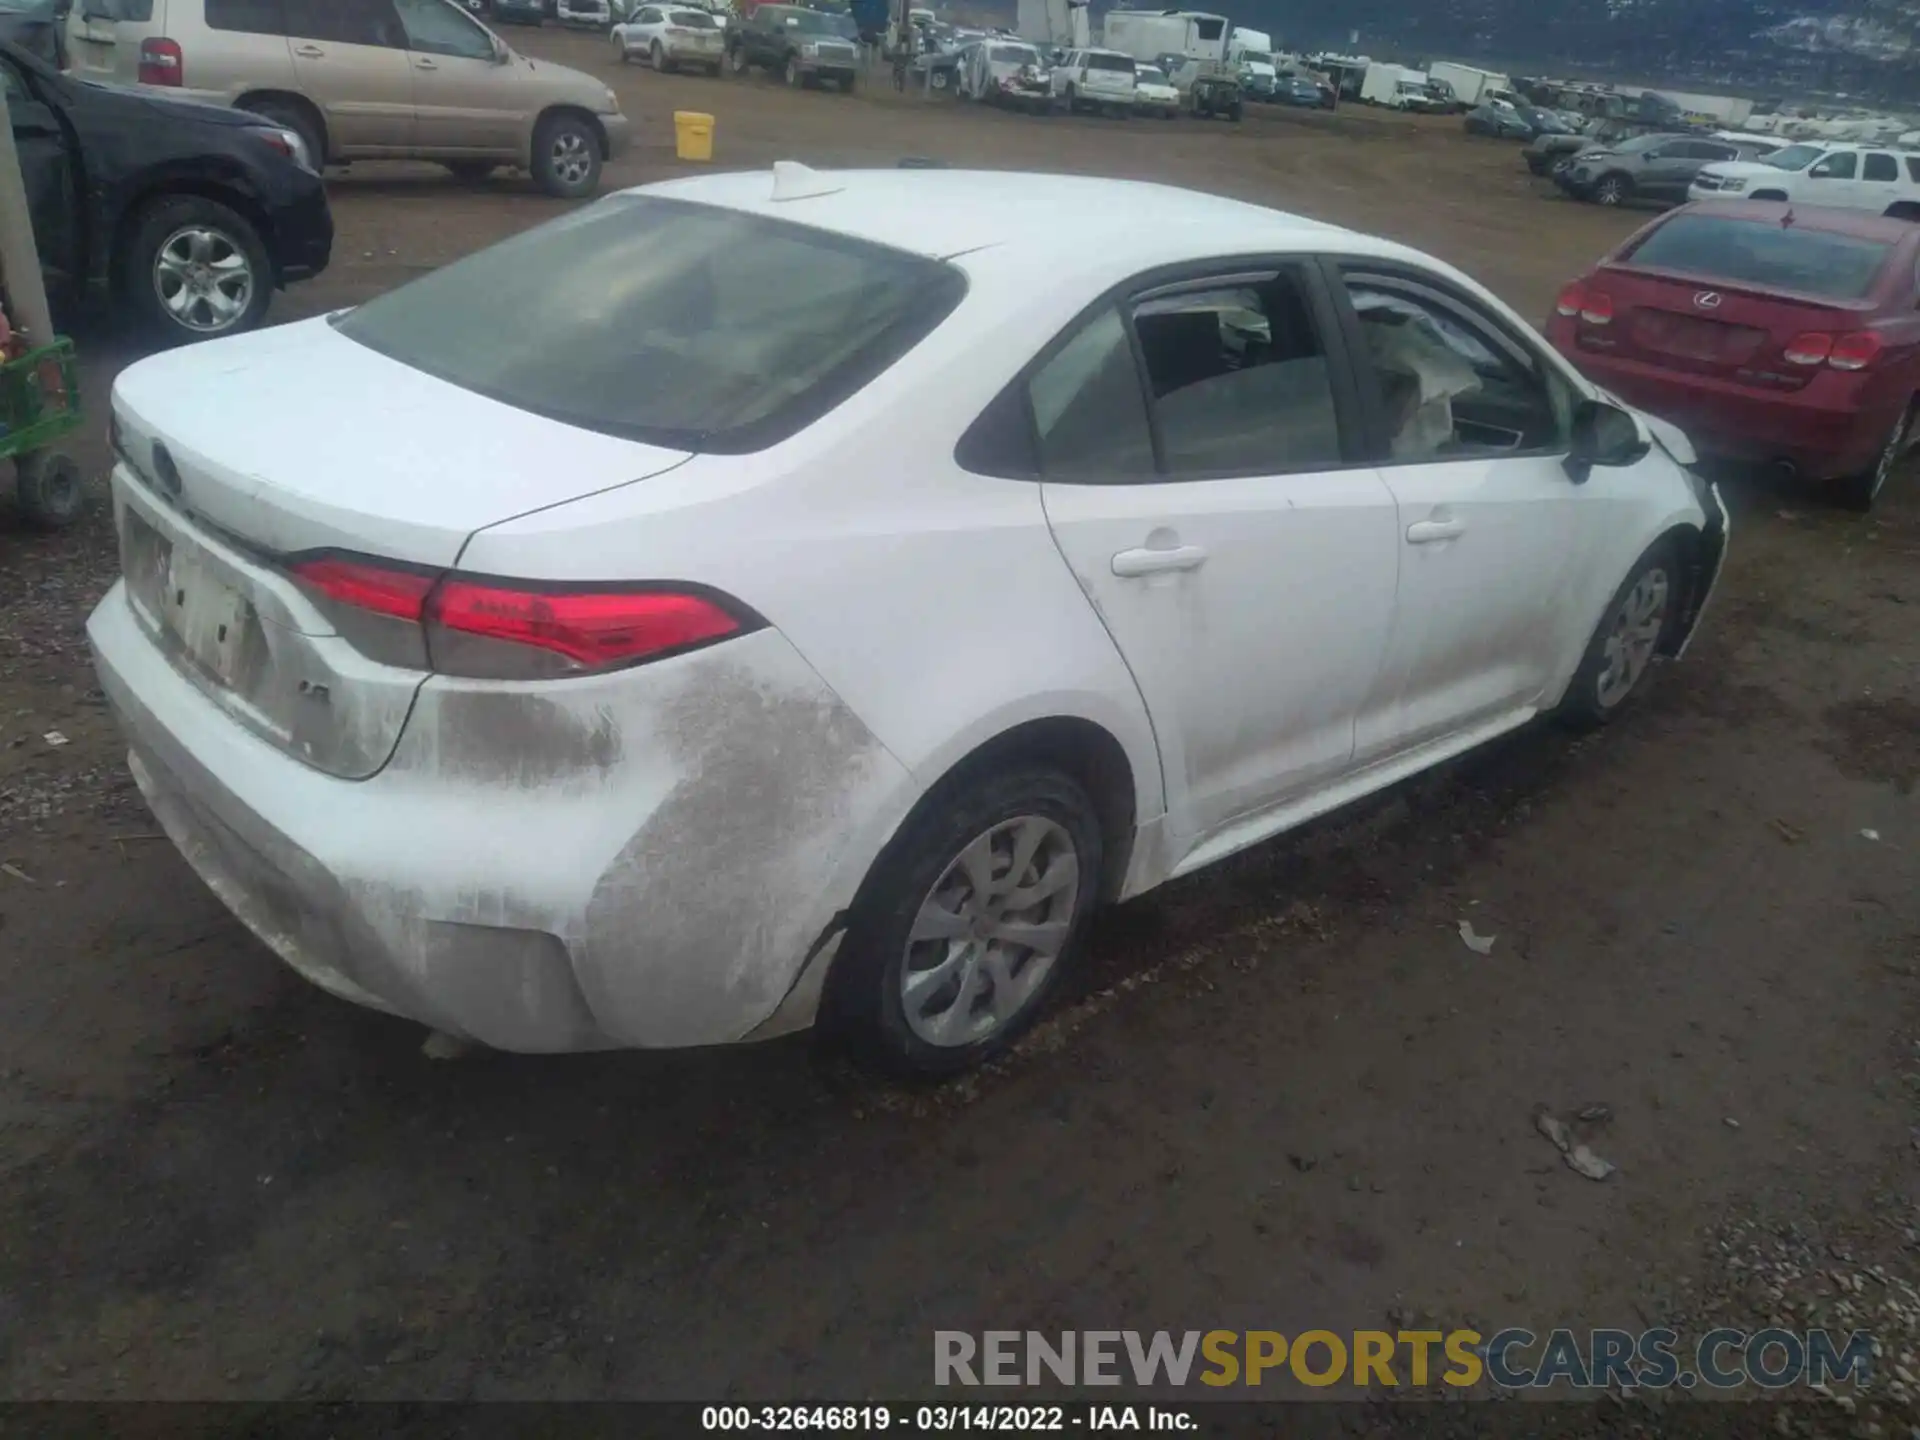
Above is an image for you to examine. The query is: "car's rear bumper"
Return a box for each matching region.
[1558,341,1892,480]
[88,582,914,1053]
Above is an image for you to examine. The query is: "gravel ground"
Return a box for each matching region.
[1,27,1918,1421]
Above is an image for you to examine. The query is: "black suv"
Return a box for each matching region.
[728,5,860,91]
[5,39,330,342]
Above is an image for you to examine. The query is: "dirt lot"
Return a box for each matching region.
[2,26,1919,1418]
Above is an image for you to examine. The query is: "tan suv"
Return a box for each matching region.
[65,0,631,197]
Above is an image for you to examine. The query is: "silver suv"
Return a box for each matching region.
[65,0,631,196]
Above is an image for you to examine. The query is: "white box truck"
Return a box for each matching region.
[1360,61,1409,105]
[1428,61,1510,109]
[1102,9,1230,64]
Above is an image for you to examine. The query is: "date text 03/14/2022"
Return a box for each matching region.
[701,1406,1194,1431]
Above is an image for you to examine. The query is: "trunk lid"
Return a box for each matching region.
[110,316,691,779]
[1582,264,1875,391]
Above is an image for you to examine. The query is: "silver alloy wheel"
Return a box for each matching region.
[549,128,594,187]
[1870,408,1908,501]
[1596,566,1669,709]
[1595,176,1625,206]
[152,225,253,334]
[900,815,1079,1048]
[610,32,626,59]
[652,39,667,69]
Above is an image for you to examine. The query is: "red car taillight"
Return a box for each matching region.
[291,554,759,680]
[1784,330,1883,371]
[138,37,184,86]
[1555,280,1613,325]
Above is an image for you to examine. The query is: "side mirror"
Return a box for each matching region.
[491,36,511,63]
[1565,399,1648,481]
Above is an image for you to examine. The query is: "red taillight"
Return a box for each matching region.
[138,37,183,86]
[1828,331,1883,371]
[1579,290,1614,326]
[1783,331,1882,370]
[291,553,753,676]
[1554,280,1586,318]
[293,555,436,621]
[431,580,742,670]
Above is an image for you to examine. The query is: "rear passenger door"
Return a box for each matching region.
[284,0,416,155]
[1860,151,1904,215]
[1029,263,1402,856]
[1801,149,1865,209]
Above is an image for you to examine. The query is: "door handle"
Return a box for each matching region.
[294,43,324,56]
[1111,544,1208,577]
[415,57,438,68]
[1406,519,1465,544]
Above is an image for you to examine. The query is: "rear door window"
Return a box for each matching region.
[205,0,288,33]
[1865,152,1899,182]
[285,0,404,45]
[1026,308,1156,479]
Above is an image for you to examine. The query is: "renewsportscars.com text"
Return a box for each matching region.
[934,1328,1872,1390]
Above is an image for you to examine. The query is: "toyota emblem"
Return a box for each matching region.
[1694,291,1723,310]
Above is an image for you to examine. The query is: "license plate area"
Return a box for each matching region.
[165,550,258,689]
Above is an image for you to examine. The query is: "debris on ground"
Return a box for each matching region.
[1457,919,1497,955]
[1770,817,1804,844]
[1534,1104,1617,1182]
[0,863,35,885]
[1576,1103,1613,1125]
[420,1031,472,1061]
[1862,828,1881,841]
[42,730,68,747]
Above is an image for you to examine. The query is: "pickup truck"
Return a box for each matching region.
[728,4,861,90]
[1690,142,1920,218]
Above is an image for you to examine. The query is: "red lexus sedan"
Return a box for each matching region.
[1546,201,1920,510]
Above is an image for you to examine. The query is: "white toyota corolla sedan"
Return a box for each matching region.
[88,165,1728,1076]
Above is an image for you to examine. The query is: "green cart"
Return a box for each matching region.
[0,336,83,530]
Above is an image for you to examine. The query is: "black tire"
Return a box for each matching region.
[728,42,749,75]
[1227,102,1243,121]
[1064,82,1077,113]
[837,73,855,93]
[14,451,83,530]
[531,112,601,198]
[1886,202,1920,222]
[238,95,325,168]
[1591,173,1631,207]
[1837,399,1915,512]
[444,160,495,183]
[825,766,1104,1078]
[929,67,950,93]
[120,194,272,343]
[651,39,672,72]
[708,62,722,77]
[784,53,802,86]
[1556,540,1680,731]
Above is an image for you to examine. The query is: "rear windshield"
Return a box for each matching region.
[335,197,966,453]
[1086,51,1133,71]
[670,10,717,24]
[1137,65,1166,83]
[1625,213,1892,300]
[991,44,1035,62]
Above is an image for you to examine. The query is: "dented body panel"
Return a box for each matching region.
[90,588,916,1050]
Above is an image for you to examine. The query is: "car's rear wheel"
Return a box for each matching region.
[1557,541,1677,729]
[121,195,272,344]
[652,39,672,70]
[728,42,748,74]
[1592,173,1631,206]
[785,54,802,86]
[827,767,1103,1077]
[1838,399,1915,512]
[609,32,627,60]
[237,95,325,169]
[531,112,601,197]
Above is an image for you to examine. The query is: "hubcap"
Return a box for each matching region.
[152,225,253,333]
[550,130,592,185]
[900,815,1080,1048]
[1597,567,1669,709]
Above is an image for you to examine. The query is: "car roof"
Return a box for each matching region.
[635,168,1361,264]
[1658,201,1920,245]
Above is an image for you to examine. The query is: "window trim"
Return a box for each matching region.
[1323,257,1578,468]
[953,254,1373,486]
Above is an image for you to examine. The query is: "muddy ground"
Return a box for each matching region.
[2,26,1918,1422]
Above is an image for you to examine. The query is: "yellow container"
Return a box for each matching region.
[674,111,715,162]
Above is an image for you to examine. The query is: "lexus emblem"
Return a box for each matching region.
[151,443,182,498]
[1694,291,1723,310]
